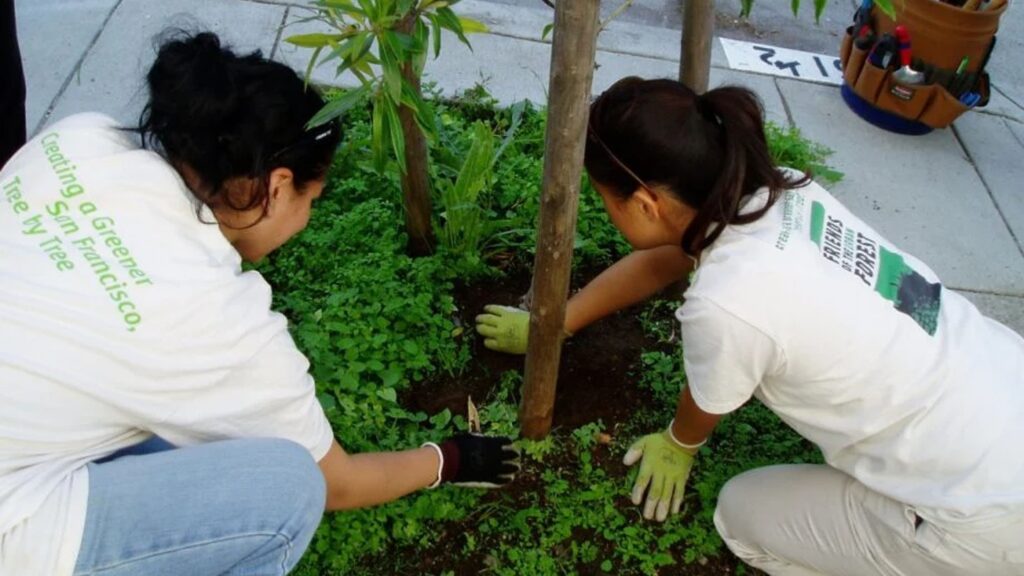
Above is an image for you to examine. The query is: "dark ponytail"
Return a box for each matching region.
[138,31,341,221]
[585,77,808,257]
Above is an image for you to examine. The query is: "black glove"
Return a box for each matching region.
[430,434,520,488]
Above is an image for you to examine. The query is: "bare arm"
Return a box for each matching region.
[670,386,722,446]
[565,245,693,334]
[318,441,438,511]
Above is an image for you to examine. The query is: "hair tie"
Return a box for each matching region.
[695,94,723,127]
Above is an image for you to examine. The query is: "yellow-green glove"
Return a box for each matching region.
[475,305,530,354]
[623,426,701,522]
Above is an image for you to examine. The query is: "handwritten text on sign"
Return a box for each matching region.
[720,38,843,86]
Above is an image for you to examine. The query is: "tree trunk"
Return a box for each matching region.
[520,0,600,440]
[680,0,714,94]
[397,17,435,256]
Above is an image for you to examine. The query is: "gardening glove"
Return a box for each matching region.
[424,434,521,489]
[623,424,702,522]
[475,305,530,354]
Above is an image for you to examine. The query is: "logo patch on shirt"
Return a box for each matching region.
[809,201,941,335]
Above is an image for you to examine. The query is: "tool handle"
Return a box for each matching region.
[964,0,982,10]
[895,25,912,68]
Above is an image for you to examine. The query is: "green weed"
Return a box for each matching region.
[766,121,844,186]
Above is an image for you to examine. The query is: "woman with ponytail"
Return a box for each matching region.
[0,32,518,576]
[477,77,1024,575]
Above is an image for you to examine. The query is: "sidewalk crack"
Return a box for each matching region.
[992,83,1024,115]
[948,287,1024,299]
[34,0,125,134]
[773,78,795,128]
[1007,119,1024,151]
[270,5,291,61]
[952,123,1024,260]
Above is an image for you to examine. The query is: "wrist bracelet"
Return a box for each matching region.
[422,442,444,489]
[666,419,706,451]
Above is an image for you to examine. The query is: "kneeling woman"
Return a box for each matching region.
[0,33,518,576]
[478,77,1024,575]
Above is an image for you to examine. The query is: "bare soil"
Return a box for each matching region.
[397,267,759,575]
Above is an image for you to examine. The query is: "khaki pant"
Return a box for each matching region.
[714,465,1024,576]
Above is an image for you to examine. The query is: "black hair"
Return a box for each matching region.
[585,77,809,257]
[138,31,341,223]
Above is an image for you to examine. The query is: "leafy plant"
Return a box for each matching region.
[263,85,842,575]
[766,121,843,186]
[288,0,488,254]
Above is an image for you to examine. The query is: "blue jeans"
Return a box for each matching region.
[73,437,326,575]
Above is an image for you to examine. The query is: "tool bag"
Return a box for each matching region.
[839,0,1008,130]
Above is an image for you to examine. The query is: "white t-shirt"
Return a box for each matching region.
[678,177,1024,527]
[0,114,334,576]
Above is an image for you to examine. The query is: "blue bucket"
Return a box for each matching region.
[841,83,933,136]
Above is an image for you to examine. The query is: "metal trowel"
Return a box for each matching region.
[893,25,925,85]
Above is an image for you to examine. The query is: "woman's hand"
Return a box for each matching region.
[428,433,521,488]
[475,246,693,356]
[319,433,520,511]
[623,429,700,522]
[475,305,531,354]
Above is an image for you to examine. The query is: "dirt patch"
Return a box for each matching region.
[393,440,754,576]
[403,267,670,431]
[396,267,759,576]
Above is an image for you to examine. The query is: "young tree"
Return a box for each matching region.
[679,0,714,94]
[288,0,486,255]
[520,0,601,439]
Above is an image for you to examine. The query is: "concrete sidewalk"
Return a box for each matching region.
[14,0,1024,335]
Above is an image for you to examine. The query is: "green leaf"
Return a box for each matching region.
[493,100,525,165]
[320,32,365,73]
[430,408,452,428]
[383,98,407,173]
[453,122,494,203]
[380,367,402,388]
[379,32,407,100]
[371,94,387,172]
[790,0,799,18]
[376,387,398,402]
[541,23,554,41]
[392,31,423,53]
[441,121,495,254]
[317,392,338,412]
[740,0,754,17]
[435,7,471,48]
[306,83,371,128]
[814,0,827,22]
[285,32,350,48]
[400,80,437,140]
[412,19,430,74]
[301,45,324,88]
[383,58,403,103]
[350,31,374,61]
[318,0,367,19]
[429,13,443,58]
[457,17,488,35]
[356,0,377,19]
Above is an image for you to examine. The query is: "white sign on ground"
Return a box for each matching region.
[720,38,844,86]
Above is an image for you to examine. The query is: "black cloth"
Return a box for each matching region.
[1,0,27,169]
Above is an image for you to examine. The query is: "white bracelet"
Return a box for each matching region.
[667,419,706,451]
[422,442,444,489]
